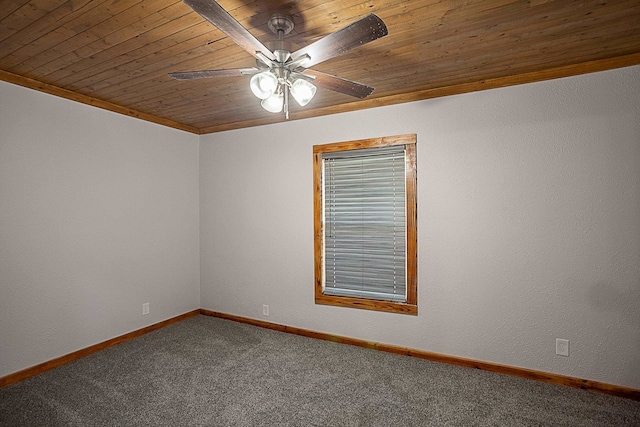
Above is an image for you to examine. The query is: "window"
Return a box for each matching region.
[313,134,417,315]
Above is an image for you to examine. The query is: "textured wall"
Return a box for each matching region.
[0,82,201,377]
[199,65,640,389]
[2,65,638,389]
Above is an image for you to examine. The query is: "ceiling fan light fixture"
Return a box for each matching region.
[290,79,317,106]
[261,91,284,113]
[250,71,278,99]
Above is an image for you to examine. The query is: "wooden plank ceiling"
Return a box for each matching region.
[1,0,639,134]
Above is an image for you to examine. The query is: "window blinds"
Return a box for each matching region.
[322,145,407,302]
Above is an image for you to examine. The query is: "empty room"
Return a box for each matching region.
[1,1,639,425]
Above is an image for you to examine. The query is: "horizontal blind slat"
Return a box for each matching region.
[323,145,407,303]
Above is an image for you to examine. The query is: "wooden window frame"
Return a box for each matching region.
[313,134,417,315]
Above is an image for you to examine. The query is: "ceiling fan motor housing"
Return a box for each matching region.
[267,40,293,63]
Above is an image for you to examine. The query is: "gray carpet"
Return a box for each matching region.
[1,315,639,426]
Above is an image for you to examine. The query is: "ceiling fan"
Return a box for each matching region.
[168,0,388,119]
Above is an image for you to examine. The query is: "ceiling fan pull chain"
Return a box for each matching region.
[284,83,290,120]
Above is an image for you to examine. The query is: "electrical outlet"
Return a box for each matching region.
[142,302,150,316]
[556,338,569,357]
[262,304,269,316]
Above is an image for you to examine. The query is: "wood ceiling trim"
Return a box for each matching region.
[198,52,640,134]
[0,69,200,134]
[2,0,639,132]
[1,53,638,136]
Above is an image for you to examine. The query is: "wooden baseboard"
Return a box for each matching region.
[3,308,638,401]
[200,309,640,401]
[0,309,200,388]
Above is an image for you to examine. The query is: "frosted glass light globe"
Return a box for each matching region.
[250,71,278,99]
[290,79,317,106]
[261,91,284,113]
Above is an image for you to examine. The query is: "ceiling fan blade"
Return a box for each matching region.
[291,14,387,68]
[168,68,259,80]
[183,0,276,61]
[302,69,374,99]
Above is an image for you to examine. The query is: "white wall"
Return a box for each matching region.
[2,65,638,390]
[199,65,640,389]
[0,81,200,377]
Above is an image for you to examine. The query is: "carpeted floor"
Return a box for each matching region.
[1,315,639,426]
